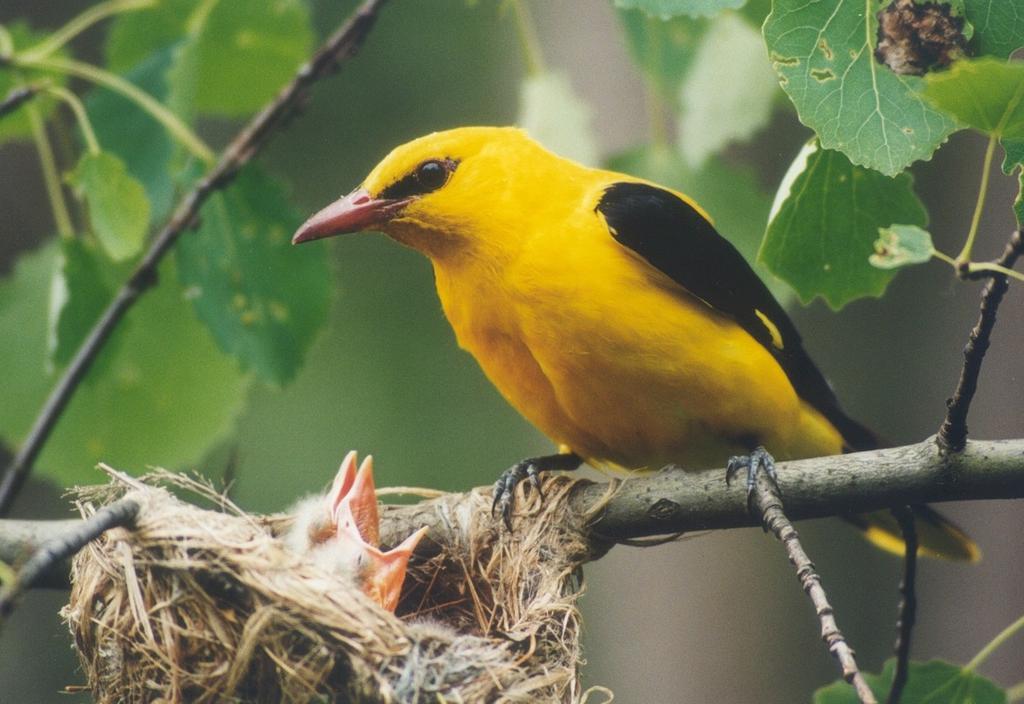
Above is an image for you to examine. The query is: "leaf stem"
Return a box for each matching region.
[510,0,545,77]
[956,134,997,265]
[1007,680,1024,703]
[964,612,1024,672]
[26,100,74,238]
[933,248,1024,282]
[16,56,214,163]
[45,86,100,155]
[18,0,156,63]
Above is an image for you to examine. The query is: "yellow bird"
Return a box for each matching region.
[293,126,976,560]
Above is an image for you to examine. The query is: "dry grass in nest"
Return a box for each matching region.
[62,466,611,703]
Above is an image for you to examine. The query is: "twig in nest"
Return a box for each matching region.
[938,230,1024,452]
[0,498,139,620]
[887,506,918,704]
[0,0,390,517]
[749,471,877,704]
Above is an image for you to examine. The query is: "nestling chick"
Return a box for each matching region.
[285,451,427,612]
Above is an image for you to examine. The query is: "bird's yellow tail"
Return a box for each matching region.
[843,506,980,562]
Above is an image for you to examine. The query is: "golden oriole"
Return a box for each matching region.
[292,126,977,561]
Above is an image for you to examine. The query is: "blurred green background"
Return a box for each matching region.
[1,1,1022,702]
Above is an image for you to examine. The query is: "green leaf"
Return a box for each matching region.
[86,46,178,223]
[67,152,151,261]
[0,242,249,487]
[923,58,1024,140]
[181,0,314,117]
[963,0,1024,57]
[517,72,599,167]
[176,167,330,385]
[0,21,69,143]
[104,0,196,72]
[614,0,745,19]
[678,12,777,167]
[813,658,1006,704]
[606,145,792,303]
[616,8,707,101]
[107,0,312,118]
[870,224,935,269]
[1002,140,1024,174]
[760,141,928,309]
[47,238,121,369]
[764,0,958,176]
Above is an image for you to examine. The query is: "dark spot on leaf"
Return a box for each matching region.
[811,68,836,82]
[874,0,966,76]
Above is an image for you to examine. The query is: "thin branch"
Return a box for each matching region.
[750,471,876,703]
[886,506,917,704]
[0,498,138,619]
[0,0,390,517]
[0,83,42,120]
[16,55,215,163]
[938,230,1024,452]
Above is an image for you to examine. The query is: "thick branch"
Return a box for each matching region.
[0,0,389,517]
[751,472,875,703]
[5,437,1024,590]
[939,230,1024,452]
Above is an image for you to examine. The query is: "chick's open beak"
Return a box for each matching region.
[292,188,410,244]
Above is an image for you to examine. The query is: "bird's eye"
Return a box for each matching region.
[415,160,449,191]
[378,158,457,200]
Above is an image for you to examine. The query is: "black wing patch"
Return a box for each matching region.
[596,181,876,452]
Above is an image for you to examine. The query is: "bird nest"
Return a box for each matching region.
[61,467,613,703]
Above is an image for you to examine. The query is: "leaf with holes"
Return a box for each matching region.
[759,141,928,309]
[923,58,1024,140]
[814,658,1005,703]
[764,0,958,176]
[176,167,330,385]
[614,0,744,19]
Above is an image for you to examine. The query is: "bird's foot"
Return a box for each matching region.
[725,446,779,512]
[491,453,582,531]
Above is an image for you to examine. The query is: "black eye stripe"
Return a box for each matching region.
[378,158,459,200]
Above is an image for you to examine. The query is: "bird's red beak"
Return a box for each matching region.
[292,188,410,244]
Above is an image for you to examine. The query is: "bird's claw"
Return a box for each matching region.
[491,460,543,531]
[725,446,779,512]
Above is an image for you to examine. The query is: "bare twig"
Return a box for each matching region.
[887,506,918,704]
[0,0,390,516]
[938,230,1024,452]
[0,84,42,120]
[750,472,877,704]
[0,498,138,619]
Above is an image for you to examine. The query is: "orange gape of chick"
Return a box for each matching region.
[293,126,977,562]
[286,451,427,612]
